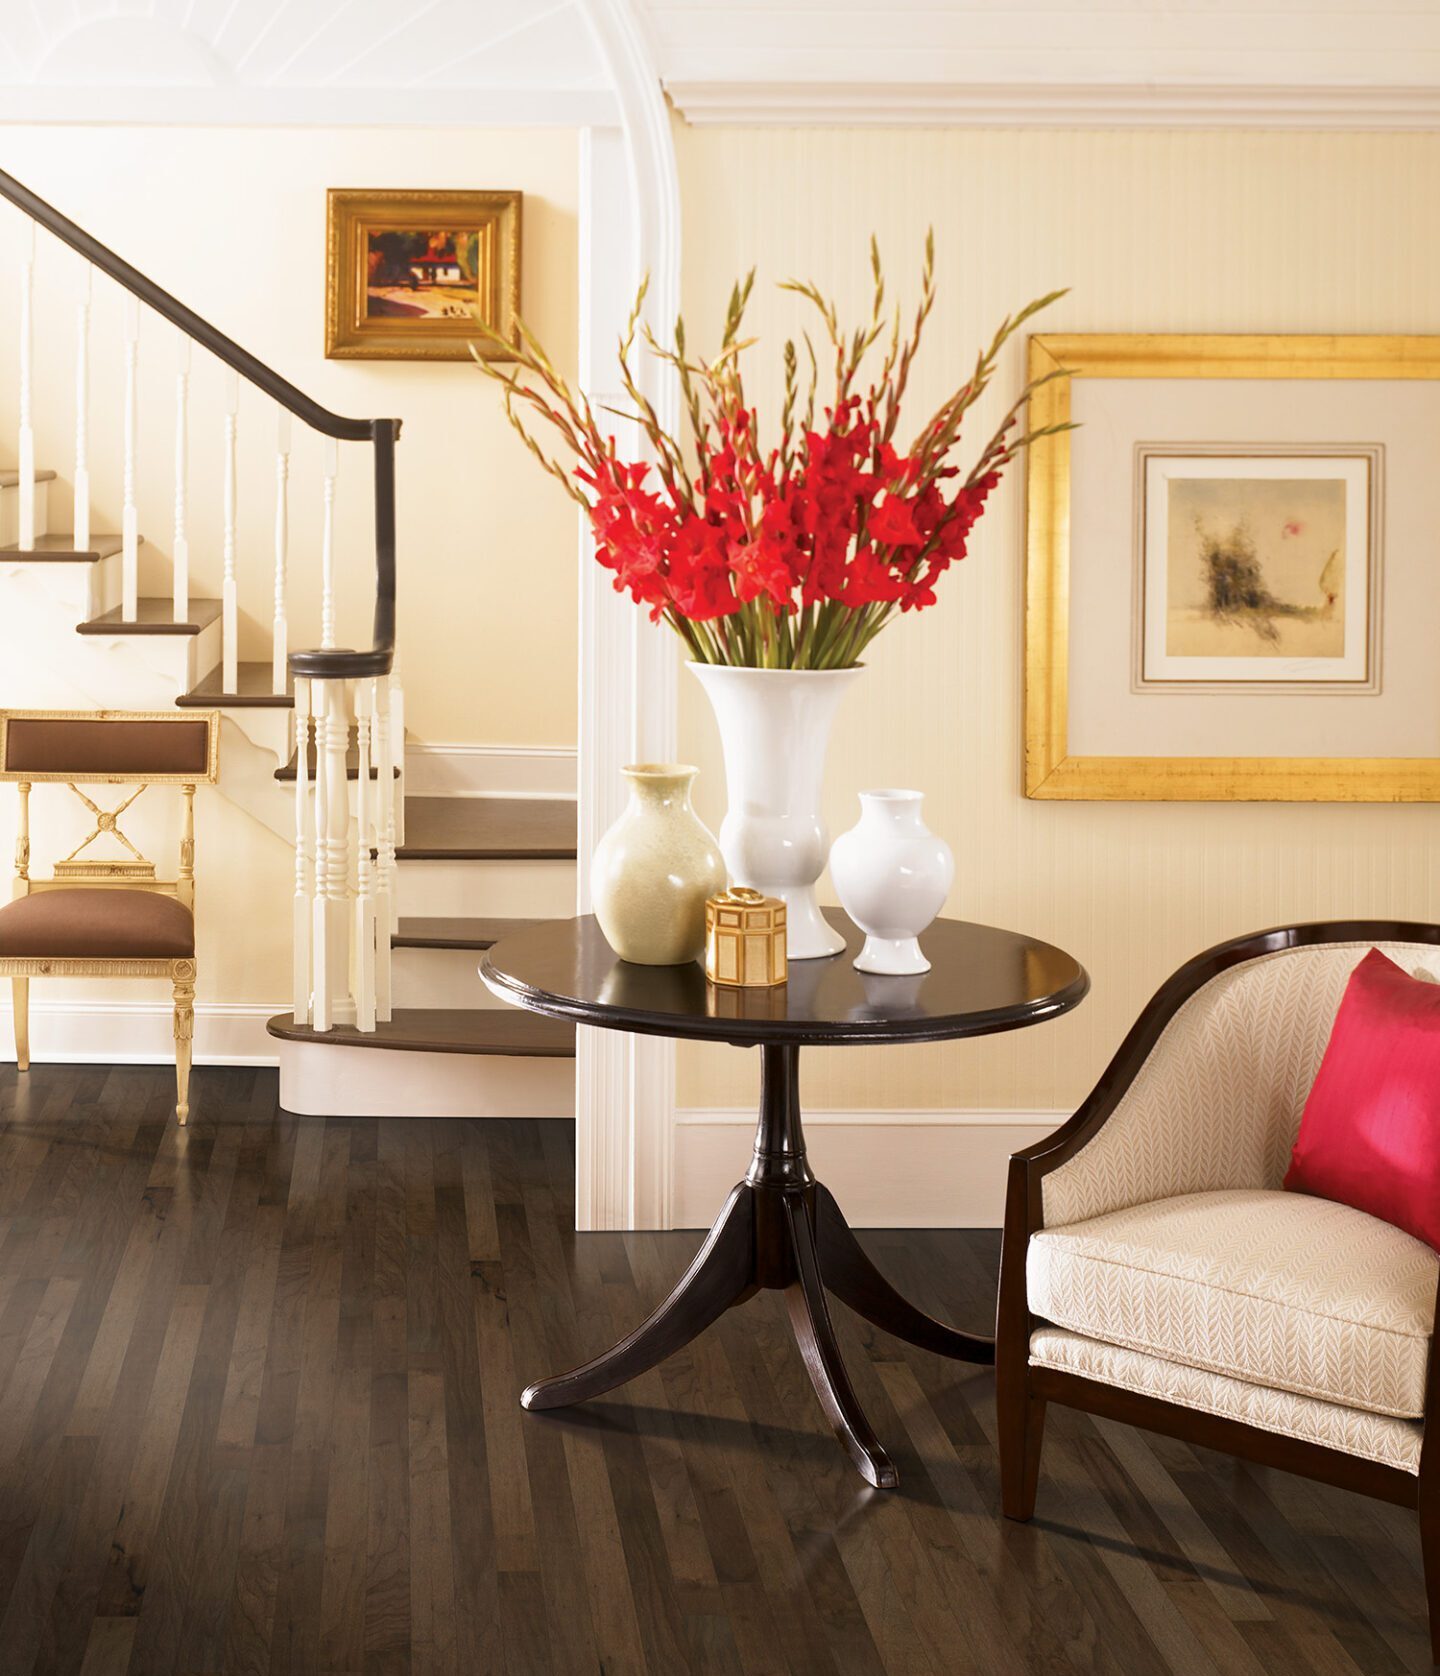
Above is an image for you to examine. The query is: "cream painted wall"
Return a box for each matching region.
[0,124,580,747]
[672,124,1440,1113]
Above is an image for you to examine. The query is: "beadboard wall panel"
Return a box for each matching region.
[673,125,1440,1114]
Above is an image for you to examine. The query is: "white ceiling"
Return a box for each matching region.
[0,0,618,124]
[0,0,1433,129]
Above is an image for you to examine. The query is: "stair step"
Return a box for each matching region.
[78,596,221,635]
[2,532,123,562]
[393,916,534,950]
[0,469,57,488]
[399,796,577,861]
[266,1007,574,1058]
[180,661,294,708]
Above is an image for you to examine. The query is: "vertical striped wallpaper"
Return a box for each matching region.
[672,124,1440,1112]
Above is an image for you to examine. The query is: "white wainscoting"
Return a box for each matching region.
[671,1108,1067,1229]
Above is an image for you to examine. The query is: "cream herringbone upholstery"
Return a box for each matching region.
[1029,1328,1424,1474]
[1028,1188,1438,1419]
[1041,941,1440,1228]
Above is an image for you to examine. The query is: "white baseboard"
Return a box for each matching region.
[671,1107,1067,1230]
[403,742,577,798]
[0,999,281,1067]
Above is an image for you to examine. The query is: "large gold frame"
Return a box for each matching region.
[325,188,522,362]
[1024,333,1440,801]
[0,710,219,1123]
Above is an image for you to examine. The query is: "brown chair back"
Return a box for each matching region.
[0,711,217,783]
[0,710,219,911]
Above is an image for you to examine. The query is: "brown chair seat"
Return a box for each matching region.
[0,889,194,959]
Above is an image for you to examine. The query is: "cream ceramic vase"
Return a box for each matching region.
[590,764,725,965]
[688,663,860,960]
[828,789,954,975]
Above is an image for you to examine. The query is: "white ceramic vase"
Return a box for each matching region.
[828,789,954,975]
[590,764,726,965]
[688,663,859,960]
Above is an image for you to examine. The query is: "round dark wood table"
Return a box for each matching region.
[481,910,1089,1488]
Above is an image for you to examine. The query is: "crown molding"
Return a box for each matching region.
[666,80,1440,131]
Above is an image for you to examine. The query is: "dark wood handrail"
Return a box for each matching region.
[0,165,399,677]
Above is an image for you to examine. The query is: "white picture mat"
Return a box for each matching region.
[1066,376,1440,760]
[1140,452,1374,686]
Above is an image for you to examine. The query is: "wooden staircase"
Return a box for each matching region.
[266,792,578,1117]
[0,164,578,1118]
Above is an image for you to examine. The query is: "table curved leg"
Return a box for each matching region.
[521,1182,756,1412]
[814,1185,995,1365]
[783,1193,898,1490]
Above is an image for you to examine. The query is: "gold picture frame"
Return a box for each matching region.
[1024,333,1440,802]
[325,188,522,362]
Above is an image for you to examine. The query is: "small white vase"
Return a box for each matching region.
[828,789,954,975]
[689,663,860,960]
[591,764,726,965]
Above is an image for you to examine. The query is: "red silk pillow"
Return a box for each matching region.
[1284,947,1440,1250]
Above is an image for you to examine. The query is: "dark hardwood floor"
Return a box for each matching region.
[0,1063,1431,1675]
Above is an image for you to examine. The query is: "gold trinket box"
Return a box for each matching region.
[704,887,787,987]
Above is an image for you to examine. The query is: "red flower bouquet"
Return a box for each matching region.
[472,238,1070,670]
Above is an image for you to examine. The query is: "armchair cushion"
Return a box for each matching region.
[1285,947,1440,1251]
[1027,1187,1438,1419]
[0,889,194,960]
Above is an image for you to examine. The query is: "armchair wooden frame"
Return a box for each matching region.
[0,709,220,1124]
[997,919,1440,1662]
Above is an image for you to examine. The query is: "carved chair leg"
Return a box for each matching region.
[172,959,196,1126]
[10,976,29,1071]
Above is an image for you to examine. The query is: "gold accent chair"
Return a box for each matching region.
[0,710,220,1123]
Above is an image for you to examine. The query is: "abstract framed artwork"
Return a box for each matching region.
[1024,334,1440,801]
[1136,444,1382,694]
[325,188,522,362]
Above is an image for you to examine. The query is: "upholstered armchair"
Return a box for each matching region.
[0,710,219,1124]
[997,921,1440,1659]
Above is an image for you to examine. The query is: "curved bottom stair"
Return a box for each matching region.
[270,792,579,1118]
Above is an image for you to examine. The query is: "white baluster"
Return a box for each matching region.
[320,438,337,650]
[389,661,406,848]
[173,334,190,623]
[73,262,91,554]
[121,294,139,619]
[311,679,352,1031]
[222,369,238,691]
[353,680,377,1033]
[293,676,313,1025]
[309,678,333,1031]
[17,220,35,551]
[374,674,395,1022]
[273,409,290,694]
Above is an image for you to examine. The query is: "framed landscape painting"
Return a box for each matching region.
[325,189,522,362]
[1024,334,1440,802]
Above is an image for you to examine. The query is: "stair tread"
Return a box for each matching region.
[181,662,294,707]
[399,796,577,861]
[79,596,221,634]
[266,1006,574,1058]
[2,532,123,562]
[393,916,537,950]
[0,469,57,487]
